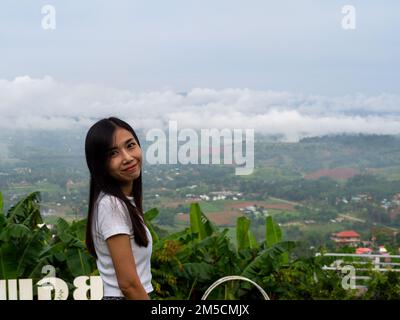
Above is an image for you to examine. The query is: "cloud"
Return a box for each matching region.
[1,76,400,141]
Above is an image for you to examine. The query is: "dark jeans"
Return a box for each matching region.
[102,292,155,300]
[102,296,126,300]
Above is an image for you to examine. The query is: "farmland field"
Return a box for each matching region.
[174,197,299,227]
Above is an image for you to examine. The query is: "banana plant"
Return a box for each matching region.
[236,216,258,251]
[144,207,160,243]
[0,191,96,290]
[265,215,282,247]
[48,217,94,278]
[2,192,377,300]
[6,191,43,228]
[265,215,289,264]
[0,192,3,215]
[189,203,216,240]
[0,191,50,280]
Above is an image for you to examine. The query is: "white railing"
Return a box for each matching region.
[316,253,400,272]
[316,252,400,290]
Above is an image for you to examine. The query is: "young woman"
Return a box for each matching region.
[85,117,153,300]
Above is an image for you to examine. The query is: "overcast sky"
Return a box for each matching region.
[0,1,399,140]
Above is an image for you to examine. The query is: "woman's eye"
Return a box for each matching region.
[109,150,118,157]
[128,143,136,148]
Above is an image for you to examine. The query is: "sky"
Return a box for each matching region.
[0,0,399,140]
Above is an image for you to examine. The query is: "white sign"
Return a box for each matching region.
[0,276,103,300]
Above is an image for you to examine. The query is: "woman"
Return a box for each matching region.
[85,117,153,300]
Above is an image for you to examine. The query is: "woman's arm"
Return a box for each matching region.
[106,234,150,300]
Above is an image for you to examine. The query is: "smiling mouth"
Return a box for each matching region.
[122,163,139,172]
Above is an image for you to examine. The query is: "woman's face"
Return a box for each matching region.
[108,127,142,185]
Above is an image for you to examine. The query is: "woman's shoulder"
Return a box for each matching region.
[96,192,126,211]
[94,193,133,236]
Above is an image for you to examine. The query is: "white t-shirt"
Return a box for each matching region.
[92,192,153,297]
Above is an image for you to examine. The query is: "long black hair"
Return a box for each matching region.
[85,117,148,259]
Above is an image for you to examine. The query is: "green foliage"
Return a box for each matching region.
[150,205,297,300]
[144,208,160,243]
[0,192,3,215]
[6,191,43,229]
[236,216,258,251]
[1,191,400,300]
[189,203,216,240]
[0,191,97,298]
[47,217,94,278]
[265,215,282,247]
[0,192,50,280]
[363,271,400,299]
[260,257,358,300]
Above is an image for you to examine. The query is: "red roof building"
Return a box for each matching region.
[331,230,361,247]
[356,247,372,254]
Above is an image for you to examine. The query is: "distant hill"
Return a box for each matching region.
[305,168,359,181]
[256,133,400,177]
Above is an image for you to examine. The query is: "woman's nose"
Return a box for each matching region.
[121,148,133,161]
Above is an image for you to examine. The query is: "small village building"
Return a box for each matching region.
[331,230,361,247]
